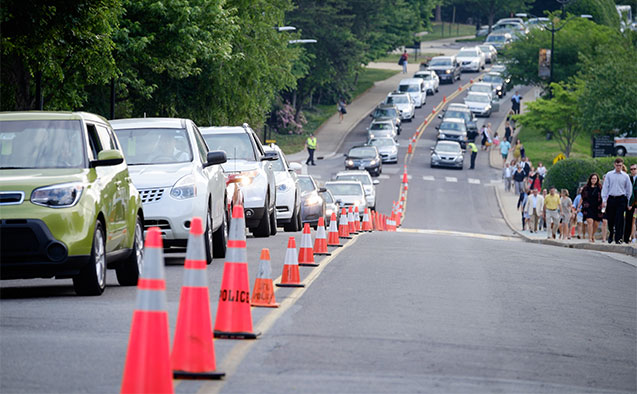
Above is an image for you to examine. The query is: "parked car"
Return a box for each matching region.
[526,17,550,30]
[492,21,528,36]
[320,189,340,224]
[485,32,513,50]
[426,55,461,83]
[368,136,399,164]
[383,92,415,121]
[464,91,493,117]
[324,180,367,218]
[297,175,326,228]
[482,71,509,98]
[0,111,144,295]
[200,124,278,238]
[367,119,398,141]
[436,118,468,149]
[614,133,637,156]
[264,144,302,232]
[412,70,439,95]
[344,145,382,176]
[334,170,379,211]
[456,46,486,72]
[495,17,525,26]
[478,44,498,63]
[440,105,478,141]
[469,82,496,102]
[431,140,465,169]
[397,78,427,107]
[369,104,401,134]
[112,118,228,261]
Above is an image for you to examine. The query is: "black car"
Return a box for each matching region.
[297,175,326,228]
[426,56,461,84]
[439,105,478,141]
[435,118,468,149]
[482,72,509,98]
[344,145,382,176]
[369,104,401,134]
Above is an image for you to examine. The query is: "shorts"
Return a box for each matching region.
[501,153,508,160]
[576,212,583,223]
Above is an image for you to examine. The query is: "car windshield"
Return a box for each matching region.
[445,110,469,121]
[326,183,363,196]
[436,143,462,153]
[398,84,420,93]
[471,85,492,94]
[487,35,506,42]
[348,147,376,158]
[298,177,316,192]
[202,132,255,161]
[370,123,392,130]
[372,108,396,118]
[386,95,409,104]
[369,138,394,147]
[466,94,490,103]
[336,174,371,185]
[115,128,192,165]
[0,120,86,169]
[479,46,492,52]
[414,73,432,80]
[483,74,503,84]
[429,58,451,66]
[320,191,334,203]
[440,121,463,131]
[269,152,285,171]
[457,50,477,57]
[491,65,506,73]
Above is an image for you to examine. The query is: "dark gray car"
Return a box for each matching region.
[426,56,461,84]
[431,140,464,169]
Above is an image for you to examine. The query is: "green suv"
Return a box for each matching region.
[0,112,144,295]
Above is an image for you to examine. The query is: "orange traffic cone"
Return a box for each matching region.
[313,216,331,255]
[362,208,372,232]
[171,218,224,380]
[407,142,413,154]
[443,95,446,103]
[276,237,305,287]
[402,168,409,184]
[370,210,377,231]
[348,207,357,235]
[338,208,351,239]
[121,227,173,394]
[354,207,362,232]
[214,205,260,339]
[298,223,318,267]
[251,248,279,308]
[327,212,343,247]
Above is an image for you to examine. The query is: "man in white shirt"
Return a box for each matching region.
[602,157,633,244]
[524,188,544,233]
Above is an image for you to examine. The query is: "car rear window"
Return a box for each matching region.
[202,132,256,161]
[0,120,85,169]
[336,174,371,185]
[398,84,420,93]
[115,128,192,165]
[326,183,363,196]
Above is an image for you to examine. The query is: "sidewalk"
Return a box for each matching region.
[488,89,637,258]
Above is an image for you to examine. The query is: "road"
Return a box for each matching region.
[1,61,635,393]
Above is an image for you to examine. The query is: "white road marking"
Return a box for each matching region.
[423,175,435,181]
[445,177,458,183]
[382,167,400,174]
[468,178,481,184]
[378,174,391,179]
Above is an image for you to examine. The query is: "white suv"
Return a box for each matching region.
[383,92,415,121]
[334,170,379,210]
[200,124,278,237]
[265,144,303,232]
[456,46,486,72]
[112,118,229,262]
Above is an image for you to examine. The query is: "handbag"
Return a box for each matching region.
[398,57,404,65]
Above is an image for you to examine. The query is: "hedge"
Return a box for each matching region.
[543,157,637,197]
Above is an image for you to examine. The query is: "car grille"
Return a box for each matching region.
[0,191,25,205]
[380,153,389,159]
[462,61,472,65]
[139,188,165,204]
[144,219,171,231]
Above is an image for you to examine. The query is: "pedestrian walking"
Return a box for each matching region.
[536,162,547,181]
[544,187,561,239]
[601,157,632,244]
[524,188,544,233]
[480,124,491,150]
[559,189,573,240]
[581,173,603,243]
[623,163,637,243]
[528,166,542,191]
[305,133,317,166]
[503,162,513,192]
[512,140,522,163]
[511,91,522,114]
[517,187,529,230]
[399,50,408,74]
[467,141,478,169]
[499,138,511,166]
[513,164,526,195]
[572,187,586,239]
[337,98,347,123]
[504,121,513,143]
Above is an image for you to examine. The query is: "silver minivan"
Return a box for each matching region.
[397,78,426,108]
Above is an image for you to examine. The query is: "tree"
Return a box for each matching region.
[450,0,534,31]
[565,0,620,28]
[516,82,582,157]
[1,0,121,111]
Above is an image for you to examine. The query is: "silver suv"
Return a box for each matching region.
[201,124,278,237]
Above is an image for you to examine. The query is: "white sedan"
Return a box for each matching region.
[264,144,302,232]
[413,70,439,95]
[456,46,486,72]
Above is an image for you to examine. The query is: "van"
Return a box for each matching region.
[397,78,426,108]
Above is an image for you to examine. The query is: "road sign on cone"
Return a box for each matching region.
[298,223,318,267]
[121,227,173,394]
[251,248,279,308]
[276,237,305,287]
[214,205,260,339]
[313,216,331,255]
[327,212,343,247]
[171,218,224,380]
[338,208,351,239]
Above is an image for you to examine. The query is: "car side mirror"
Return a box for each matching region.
[430,147,434,151]
[435,125,440,130]
[318,187,327,193]
[373,179,380,185]
[204,150,227,167]
[262,151,279,161]
[336,199,342,205]
[396,142,400,146]
[90,149,124,168]
[437,114,442,119]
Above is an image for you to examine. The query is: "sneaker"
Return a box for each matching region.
[615,240,623,245]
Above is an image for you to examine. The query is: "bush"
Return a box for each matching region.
[544,157,637,197]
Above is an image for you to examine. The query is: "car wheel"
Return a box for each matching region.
[73,221,106,296]
[116,216,144,286]
[253,195,271,238]
[212,205,228,258]
[204,208,214,264]
[284,200,300,232]
[615,146,627,156]
[269,202,278,235]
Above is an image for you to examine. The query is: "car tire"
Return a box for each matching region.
[269,202,278,235]
[204,208,214,264]
[253,196,271,238]
[73,221,106,296]
[284,200,300,232]
[116,216,144,286]
[212,205,228,258]
[615,146,627,156]
[435,86,439,92]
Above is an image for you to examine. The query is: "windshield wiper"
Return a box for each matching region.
[0,166,28,169]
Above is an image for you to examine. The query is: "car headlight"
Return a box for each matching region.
[346,159,354,166]
[31,182,84,208]
[445,69,451,74]
[171,175,197,199]
[439,133,447,139]
[431,153,439,159]
[369,159,377,165]
[305,194,322,206]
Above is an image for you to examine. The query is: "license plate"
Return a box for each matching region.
[359,166,365,170]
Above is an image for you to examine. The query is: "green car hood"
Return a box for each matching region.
[0,169,91,198]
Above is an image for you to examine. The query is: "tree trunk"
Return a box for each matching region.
[8,57,34,110]
[488,0,495,33]
[435,5,441,22]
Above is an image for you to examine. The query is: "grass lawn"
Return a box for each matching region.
[517,125,592,169]
[423,22,476,41]
[372,52,443,64]
[274,68,399,154]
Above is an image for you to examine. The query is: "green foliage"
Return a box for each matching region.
[518,124,592,169]
[565,0,620,27]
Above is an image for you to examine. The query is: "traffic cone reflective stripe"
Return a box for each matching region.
[298,223,318,267]
[251,248,279,308]
[276,237,305,288]
[354,207,361,232]
[121,228,173,394]
[327,212,342,247]
[338,208,351,239]
[214,205,260,339]
[362,208,372,232]
[171,217,224,380]
[313,216,331,255]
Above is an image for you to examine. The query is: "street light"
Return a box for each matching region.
[275,26,296,32]
[288,39,317,44]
